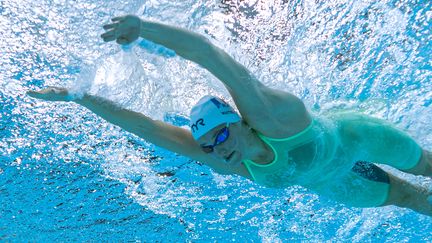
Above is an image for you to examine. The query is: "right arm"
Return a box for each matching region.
[75,94,197,155]
[27,88,236,175]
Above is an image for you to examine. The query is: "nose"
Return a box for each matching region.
[213,144,229,157]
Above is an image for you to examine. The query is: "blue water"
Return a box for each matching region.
[1,0,431,241]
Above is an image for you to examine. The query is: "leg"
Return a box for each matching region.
[315,162,391,208]
[315,161,431,215]
[335,113,424,175]
[404,150,432,178]
[383,172,432,217]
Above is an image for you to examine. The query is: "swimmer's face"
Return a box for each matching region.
[197,122,244,166]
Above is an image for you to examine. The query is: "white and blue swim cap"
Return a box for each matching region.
[190,95,241,140]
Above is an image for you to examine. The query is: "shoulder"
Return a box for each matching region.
[247,87,312,139]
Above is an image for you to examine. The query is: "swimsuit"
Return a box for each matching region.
[242,112,422,207]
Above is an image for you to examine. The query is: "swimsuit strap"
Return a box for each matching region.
[242,120,319,187]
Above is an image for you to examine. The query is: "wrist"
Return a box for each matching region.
[66,89,86,102]
[138,19,146,37]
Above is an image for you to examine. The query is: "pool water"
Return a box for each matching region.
[1,0,431,241]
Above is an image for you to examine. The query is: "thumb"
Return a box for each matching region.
[116,37,132,45]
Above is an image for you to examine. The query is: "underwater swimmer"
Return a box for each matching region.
[28,15,432,216]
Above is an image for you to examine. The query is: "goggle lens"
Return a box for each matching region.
[200,125,230,153]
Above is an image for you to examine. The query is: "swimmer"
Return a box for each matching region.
[27,15,432,216]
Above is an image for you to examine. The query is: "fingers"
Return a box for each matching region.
[103,23,117,30]
[26,90,37,96]
[26,90,43,99]
[101,16,130,43]
[111,16,125,22]
[101,30,117,42]
[101,17,121,42]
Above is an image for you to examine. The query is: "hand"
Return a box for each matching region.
[27,87,71,102]
[101,15,141,45]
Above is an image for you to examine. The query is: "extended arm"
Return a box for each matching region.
[101,15,310,135]
[26,87,236,174]
[76,94,196,154]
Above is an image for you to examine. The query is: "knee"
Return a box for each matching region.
[424,150,432,175]
[383,172,432,216]
[404,149,432,177]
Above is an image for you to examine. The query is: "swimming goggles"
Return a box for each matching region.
[201,123,230,153]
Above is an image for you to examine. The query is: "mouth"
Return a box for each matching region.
[224,151,235,163]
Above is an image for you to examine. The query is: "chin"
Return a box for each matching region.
[225,151,242,166]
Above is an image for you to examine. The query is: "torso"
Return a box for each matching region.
[241,120,320,188]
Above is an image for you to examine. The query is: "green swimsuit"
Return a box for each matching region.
[242,112,422,208]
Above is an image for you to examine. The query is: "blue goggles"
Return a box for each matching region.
[200,124,230,153]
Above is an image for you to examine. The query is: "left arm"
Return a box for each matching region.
[101,15,311,135]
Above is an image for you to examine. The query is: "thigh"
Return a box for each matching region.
[334,112,422,170]
[313,163,390,208]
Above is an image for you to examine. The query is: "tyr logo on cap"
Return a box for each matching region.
[191,118,205,133]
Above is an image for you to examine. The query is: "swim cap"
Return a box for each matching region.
[189,95,241,140]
